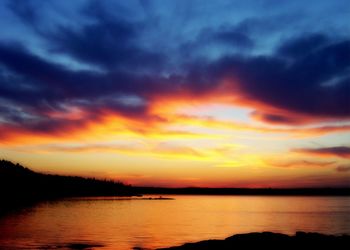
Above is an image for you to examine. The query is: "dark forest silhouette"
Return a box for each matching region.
[1,159,350,214]
[0,160,133,213]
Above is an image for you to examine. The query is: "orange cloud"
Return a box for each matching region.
[1,89,350,147]
[169,114,350,137]
[15,142,210,161]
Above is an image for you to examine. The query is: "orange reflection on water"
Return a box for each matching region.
[0,195,349,249]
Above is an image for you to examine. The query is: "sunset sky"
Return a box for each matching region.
[0,0,349,187]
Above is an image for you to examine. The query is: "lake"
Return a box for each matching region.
[1,195,349,249]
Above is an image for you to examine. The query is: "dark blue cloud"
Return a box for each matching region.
[7,0,39,25]
[1,34,349,132]
[7,0,165,73]
[45,17,164,72]
[213,29,254,49]
[210,36,350,120]
[0,0,349,136]
[277,33,330,59]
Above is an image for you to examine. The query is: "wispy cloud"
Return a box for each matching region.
[265,159,335,168]
[336,165,350,172]
[293,146,350,159]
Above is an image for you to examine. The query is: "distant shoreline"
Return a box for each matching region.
[157,232,350,250]
[2,159,350,215]
[133,186,350,196]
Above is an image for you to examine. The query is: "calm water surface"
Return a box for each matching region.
[0,195,349,249]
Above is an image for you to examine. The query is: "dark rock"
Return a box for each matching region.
[158,232,350,250]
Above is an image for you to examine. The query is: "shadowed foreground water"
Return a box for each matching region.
[0,195,349,249]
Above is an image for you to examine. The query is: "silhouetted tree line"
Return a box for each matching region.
[1,159,349,214]
[0,160,134,213]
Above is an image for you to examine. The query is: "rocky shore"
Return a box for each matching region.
[158,232,350,250]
